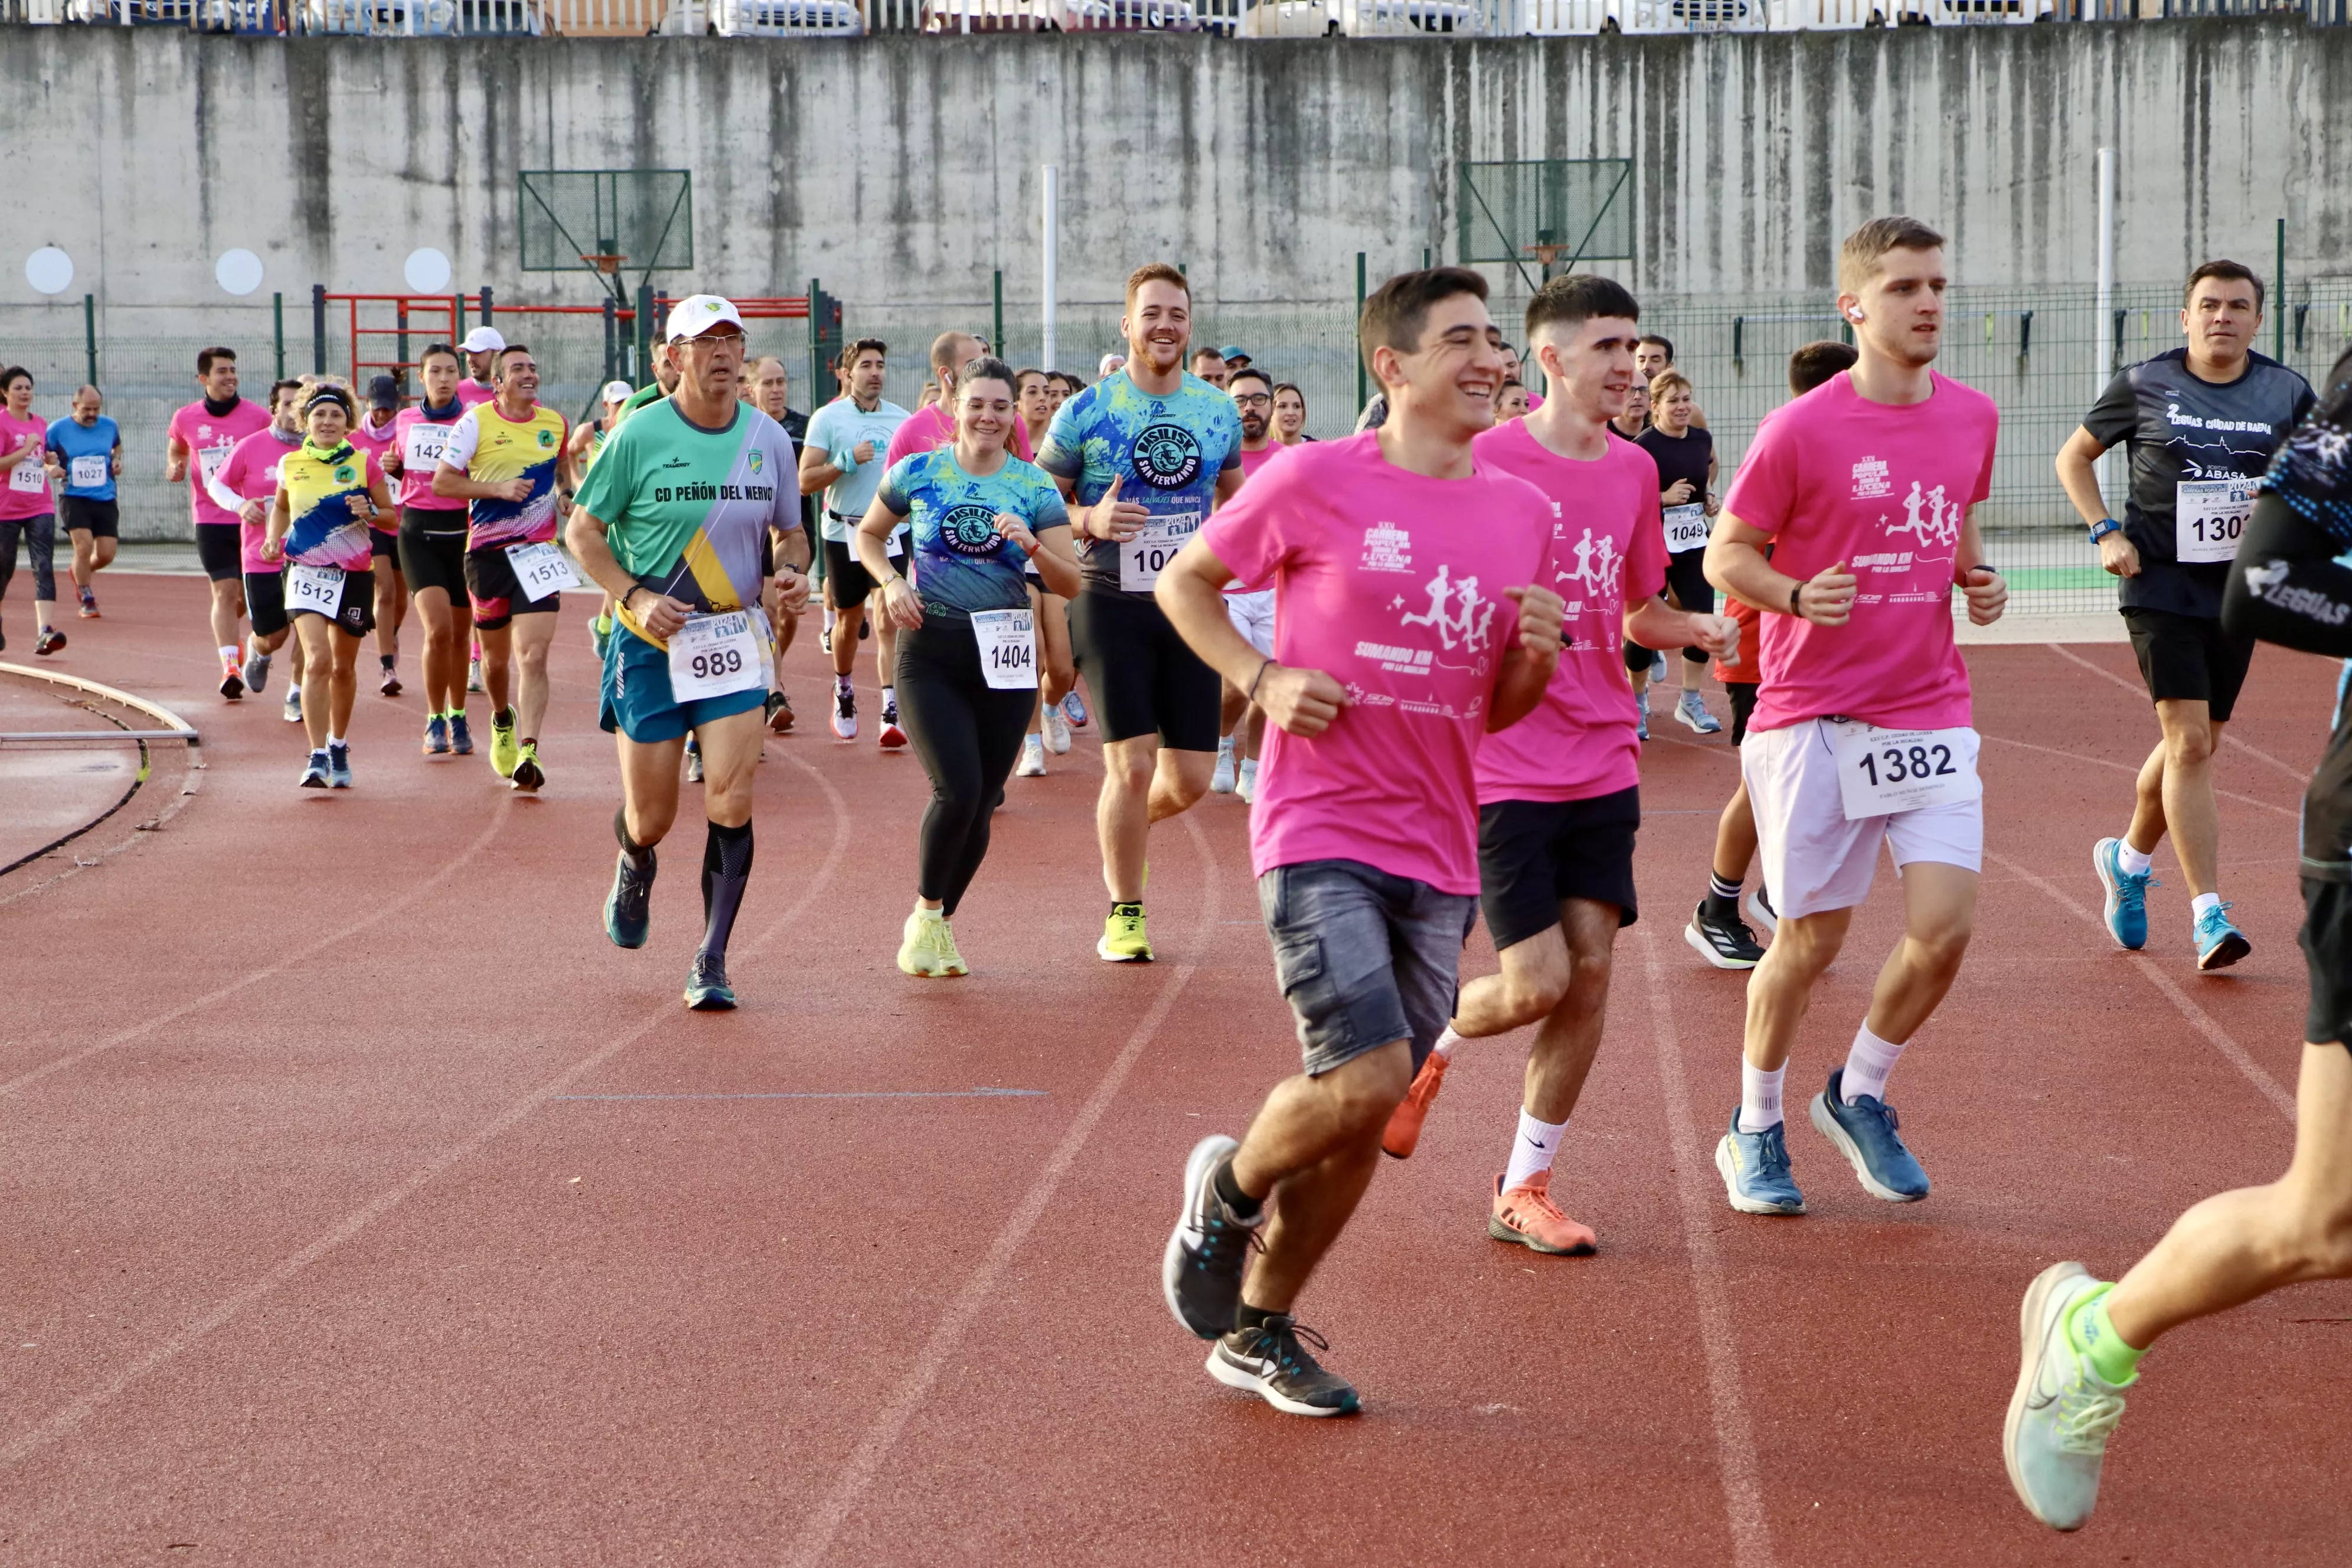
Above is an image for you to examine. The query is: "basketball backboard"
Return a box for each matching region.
[518,170,694,304]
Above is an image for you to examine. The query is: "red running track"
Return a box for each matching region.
[3,572,2350,1565]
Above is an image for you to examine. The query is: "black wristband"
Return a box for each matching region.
[1248,659,1274,701]
[1788,583,1801,616]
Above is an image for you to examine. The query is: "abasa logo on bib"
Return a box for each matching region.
[940,502,1003,556]
[1132,424,1201,490]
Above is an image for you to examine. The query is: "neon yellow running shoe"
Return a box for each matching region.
[1097,903,1153,963]
[489,707,520,779]
[897,909,969,978]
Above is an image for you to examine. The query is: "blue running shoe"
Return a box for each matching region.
[2193,901,2250,972]
[605,847,656,949]
[2092,837,2154,950]
[1714,1109,1805,1215]
[1061,690,1089,729]
[326,741,353,790]
[298,749,330,789]
[449,712,474,756]
[422,714,450,756]
[1811,1067,1930,1201]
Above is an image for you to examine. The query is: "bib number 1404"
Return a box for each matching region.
[1831,723,1981,821]
[971,607,1038,690]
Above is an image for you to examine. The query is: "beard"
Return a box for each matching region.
[1241,412,1267,440]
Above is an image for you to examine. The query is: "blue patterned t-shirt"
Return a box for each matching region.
[1037,368,1242,597]
[876,449,1070,622]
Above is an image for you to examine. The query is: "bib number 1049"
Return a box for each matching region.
[1831,723,1981,821]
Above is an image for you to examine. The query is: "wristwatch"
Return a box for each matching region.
[2088,517,2122,544]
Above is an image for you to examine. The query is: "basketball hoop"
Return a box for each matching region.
[579,253,629,277]
[1523,241,1574,275]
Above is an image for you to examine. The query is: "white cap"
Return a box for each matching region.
[665,293,745,342]
[460,326,506,355]
[1097,353,1125,377]
[601,379,635,405]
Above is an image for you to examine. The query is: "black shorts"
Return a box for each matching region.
[465,543,560,631]
[1476,787,1642,951]
[1726,681,1759,746]
[1625,551,1714,669]
[400,522,468,602]
[195,523,243,583]
[823,535,892,605]
[2300,878,2352,1050]
[371,528,398,564]
[2124,606,2256,722]
[290,566,375,638]
[61,497,118,538]
[243,569,288,638]
[1066,587,1223,752]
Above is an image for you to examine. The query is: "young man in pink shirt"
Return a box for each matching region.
[211,378,309,719]
[165,347,273,698]
[1702,217,2010,1216]
[1377,273,1737,1257]
[1155,267,1566,1416]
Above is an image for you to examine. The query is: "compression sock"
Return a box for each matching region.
[1502,1109,1568,1188]
[1212,1157,1262,1220]
[697,819,754,958]
[613,809,654,873]
[1429,1026,1461,1063]
[2117,840,2154,877]
[1841,1023,1909,1104]
[1738,1061,1785,1133]
[1706,870,1743,919]
[2064,1285,2145,1386]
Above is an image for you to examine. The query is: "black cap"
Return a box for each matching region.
[366,374,399,410]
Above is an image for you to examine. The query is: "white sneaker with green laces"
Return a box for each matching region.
[2004,1262,2131,1531]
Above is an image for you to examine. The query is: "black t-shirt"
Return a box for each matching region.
[1635,424,1713,504]
[2082,348,2314,619]
[778,406,818,536]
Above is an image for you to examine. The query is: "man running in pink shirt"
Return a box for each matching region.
[1703,216,2010,1216]
[1155,267,1566,1416]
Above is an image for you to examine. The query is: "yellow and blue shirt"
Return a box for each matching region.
[276,439,381,570]
[444,400,567,550]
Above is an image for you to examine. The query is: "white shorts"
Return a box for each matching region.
[1742,717,1984,920]
[1225,587,1275,659]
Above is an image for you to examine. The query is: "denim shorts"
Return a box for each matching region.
[1256,858,1478,1079]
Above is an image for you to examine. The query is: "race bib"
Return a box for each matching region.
[886,525,907,560]
[1832,723,1982,821]
[1118,508,1201,593]
[8,456,44,493]
[2175,477,2255,564]
[70,455,107,490]
[971,607,1038,690]
[667,610,765,702]
[403,423,450,473]
[505,540,582,602]
[1663,503,1710,554]
[287,563,344,619]
[197,446,234,484]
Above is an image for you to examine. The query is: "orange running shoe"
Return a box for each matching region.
[1488,1172,1597,1256]
[1381,1051,1449,1159]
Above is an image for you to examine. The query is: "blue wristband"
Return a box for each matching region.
[2088,517,2121,544]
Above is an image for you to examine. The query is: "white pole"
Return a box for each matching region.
[2095,146,2116,492]
[1041,164,1059,374]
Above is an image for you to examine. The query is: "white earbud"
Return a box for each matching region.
[1847,306,1866,324]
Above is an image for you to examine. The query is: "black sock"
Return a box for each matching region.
[1234,1302,1283,1334]
[698,819,754,958]
[1212,1159,1261,1220]
[379,653,395,671]
[1704,870,1742,919]
[613,809,654,872]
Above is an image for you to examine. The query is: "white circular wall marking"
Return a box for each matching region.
[25,247,74,296]
[403,247,453,295]
[215,249,264,297]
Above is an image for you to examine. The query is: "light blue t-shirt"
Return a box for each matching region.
[876,449,1069,622]
[1037,369,1242,597]
[46,415,120,502]
[805,396,912,540]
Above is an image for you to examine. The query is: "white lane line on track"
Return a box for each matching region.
[781,810,1220,1568]
[0,793,514,1100]
[1635,925,1778,1568]
[1978,731,2295,819]
[0,753,853,1473]
[1986,849,2297,1124]
[2041,640,2312,783]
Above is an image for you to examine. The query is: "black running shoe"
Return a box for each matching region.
[1162,1134,1262,1340]
[605,848,656,949]
[1685,899,1765,970]
[1207,1316,1360,1417]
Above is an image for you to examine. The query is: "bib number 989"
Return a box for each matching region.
[691,645,744,681]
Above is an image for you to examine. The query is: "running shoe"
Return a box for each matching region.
[831,687,857,740]
[1675,689,1721,734]
[1041,704,1071,755]
[77,589,98,619]
[33,627,64,656]
[765,690,794,733]
[1061,690,1089,729]
[1743,883,1778,938]
[244,649,272,695]
[604,847,656,949]
[327,741,352,790]
[298,749,330,789]
[684,739,704,785]
[422,714,450,755]
[1207,1317,1358,1417]
[2193,901,2250,972]
[1236,757,1258,803]
[449,712,474,755]
[221,659,246,701]
[510,742,545,793]
[684,952,737,1011]
[466,658,484,694]
[590,613,613,660]
[1634,688,1649,742]
[1015,734,1047,778]
[2004,1262,2129,1532]
[1810,1067,1930,1202]
[282,685,303,723]
[490,709,520,778]
[1489,1171,1598,1256]
[1162,1133,1260,1339]
[1211,738,1237,794]
[1098,904,1153,962]
[878,699,906,751]
[2092,837,2154,951]
[378,663,401,698]
[1381,1050,1449,1159]
[1649,648,1670,682]
[1715,1110,1805,1215]
[1685,899,1766,969]
[896,908,971,978]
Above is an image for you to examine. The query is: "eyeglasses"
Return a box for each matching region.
[1231,393,1272,408]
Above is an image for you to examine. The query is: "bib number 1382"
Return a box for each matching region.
[1831,723,1981,821]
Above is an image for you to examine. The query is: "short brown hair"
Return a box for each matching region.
[1360,266,1490,373]
[1524,273,1639,341]
[1648,370,1692,403]
[1125,262,1190,311]
[841,337,887,368]
[2186,259,2264,315]
[1787,339,1858,396]
[197,347,237,375]
[1837,216,1946,296]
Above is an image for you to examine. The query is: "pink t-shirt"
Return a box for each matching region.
[0,411,51,520]
[883,401,1033,469]
[1223,442,1289,594]
[1201,431,1554,896]
[1722,371,1997,734]
[391,404,469,517]
[214,427,302,574]
[168,399,273,527]
[1471,419,1667,805]
[347,411,401,532]
[457,379,496,410]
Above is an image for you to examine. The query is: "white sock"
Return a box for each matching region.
[2191,891,2222,920]
[1842,1023,1908,1104]
[836,672,852,695]
[881,684,896,710]
[1430,1025,1461,1063]
[327,734,345,749]
[1738,1061,1785,1133]
[822,606,836,632]
[2117,839,2154,876]
[1217,734,1234,757]
[220,644,241,665]
[1502,1108,1567,1189]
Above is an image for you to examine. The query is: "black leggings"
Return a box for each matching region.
[0,512,57,603]
[1625,547,1714,670]
[896,616,1037,917]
